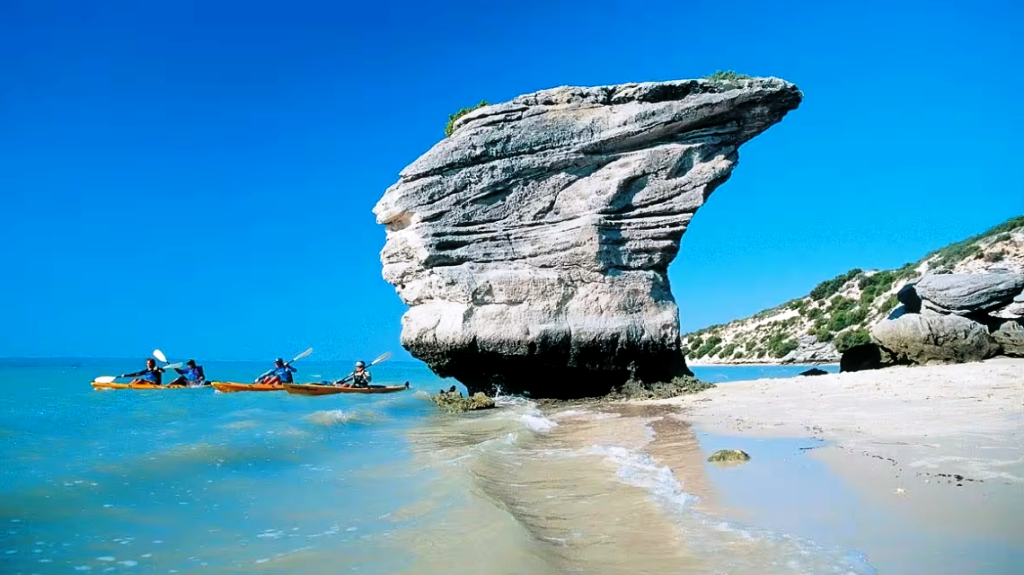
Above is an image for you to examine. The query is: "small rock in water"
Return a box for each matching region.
[797,368,828,377]
[707,449,751,463]
[430,390,496,414]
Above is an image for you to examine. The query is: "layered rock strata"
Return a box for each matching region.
[375,77,802,397]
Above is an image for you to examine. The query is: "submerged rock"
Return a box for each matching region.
[375,77,802,398]
[914,273,1024,315]
[707,449,751,463]
[798,367,829,376]
[870,314,999,365]
[430,390,496,414]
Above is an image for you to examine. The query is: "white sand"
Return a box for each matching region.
[635,358,1024,573]
[647,358,1024,481]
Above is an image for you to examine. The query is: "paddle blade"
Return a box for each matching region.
[370,351,392,366]
[94,376,117,384]
[163,362,183,370]
[153,349,168,363]
[291,347,313,362]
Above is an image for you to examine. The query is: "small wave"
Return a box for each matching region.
[304,409,383,427]
[587,445,695,511]
[520,414,558,433]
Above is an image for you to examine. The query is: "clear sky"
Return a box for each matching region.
[1,0,1022,361]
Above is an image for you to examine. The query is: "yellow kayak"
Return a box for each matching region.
[211,381,285,393]
[91,381,198,390]
[284,382,410,396]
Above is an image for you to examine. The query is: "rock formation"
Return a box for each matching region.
[375,77,802,397]
[871,313,999,364]
[853,273,1024,369]
[911,273,1023,315]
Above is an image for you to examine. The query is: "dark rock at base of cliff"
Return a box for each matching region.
[423,345,694,399]
[430,390,496,413]
[798,367,829,376]
[605,375,713,400]
[897,283,923,314]
[991,319,1024,357]
[840,343,896,372]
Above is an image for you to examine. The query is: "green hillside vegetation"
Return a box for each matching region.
[682,215,1024,362]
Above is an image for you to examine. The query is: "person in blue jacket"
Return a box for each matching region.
[120,358,163,385]
[255,358,296,385]
[168,359,206,387]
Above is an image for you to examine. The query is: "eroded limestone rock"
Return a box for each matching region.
[870,314,999,365]
[375,77,802,398]
[707,449,751,463]
[914,273,1024,315]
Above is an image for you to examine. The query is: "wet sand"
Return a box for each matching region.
[637,358,1024,573]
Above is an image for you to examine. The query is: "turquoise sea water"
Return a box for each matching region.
[1,359,865,575]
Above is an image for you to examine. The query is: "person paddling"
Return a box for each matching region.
[120,358,164,386]
[169,359,206,387]
[255,358,296,385]
[337,360,372,387]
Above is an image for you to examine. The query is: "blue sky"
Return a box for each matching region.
[1,0,1021,361]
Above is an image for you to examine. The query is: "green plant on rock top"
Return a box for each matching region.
[766,333,798,358]
[704,70,751,83]
[445,100,489,137]
[834,328,871,353]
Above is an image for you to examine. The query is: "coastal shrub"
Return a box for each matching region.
[704,70,751,83]
[733,351,744,359]
[809,268,862,300]
[827,306,867,332]
[689,336,704,350]
[814,327,834,342]
[984,250,1006,263]
[804,306,825,321]
[691,335,723,359]
[834,328,871,353]
[445,100,489,137]
[927,216,1024,269]
[994,232,1012,243]
[877,294,899,313]
[827,296,856,314]
[896,262,920,279]
[720,343,738,358]
[766,333,798,358]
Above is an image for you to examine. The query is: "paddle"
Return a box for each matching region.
[153,349,169,364]
[253,348,313,383]
[335,351,392,385]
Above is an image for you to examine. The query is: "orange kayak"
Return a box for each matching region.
[284,382,410,396]
[91,381,198,390]
[211,381,285,393]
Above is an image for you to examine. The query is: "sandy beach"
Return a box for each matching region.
[632,358,1024,573]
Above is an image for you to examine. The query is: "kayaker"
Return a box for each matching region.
[120,358,164,386]
[255,358,296,385]
[338,360,372,387]
[169,360,206,387]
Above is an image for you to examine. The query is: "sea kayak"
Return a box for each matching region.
[211,381,285,393]
[284,382,411,396]
[91,381,205,390]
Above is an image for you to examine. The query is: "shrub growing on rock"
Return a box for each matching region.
[834,328,871,353]
[810,269,862,300]
[445,100,489,137]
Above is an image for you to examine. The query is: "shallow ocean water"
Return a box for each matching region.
[1,358,868,575]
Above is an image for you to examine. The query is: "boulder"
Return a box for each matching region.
[991,319,1024,357]
[707,449,751,463]
[798,367,829,376]
[374,77,802,398]
[897,283,922,314]
[782,336,841,364]
[870,314,1000,365]
[914,273,1024,315]
[839,343,894,372]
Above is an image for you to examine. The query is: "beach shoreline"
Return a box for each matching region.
[623,358,1024,573]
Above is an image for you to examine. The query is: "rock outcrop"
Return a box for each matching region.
[912,273,1024,315]
[430,389,497,413]
[992,319,1024,356]
[870,313,999,365]
[375,77,802,397]
[707,449,751,463]
[839,343,893,372]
